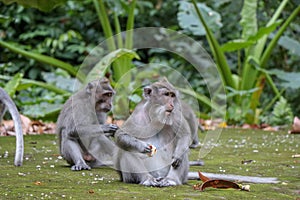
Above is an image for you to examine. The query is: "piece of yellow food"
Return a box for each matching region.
[147,145,157,157]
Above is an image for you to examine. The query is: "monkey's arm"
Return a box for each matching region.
[171,121,191,169]
[76,124,118,137]
[115,129,151,153]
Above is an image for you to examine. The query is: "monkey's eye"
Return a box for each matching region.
[104,92,113,97]
[164,92,175,97]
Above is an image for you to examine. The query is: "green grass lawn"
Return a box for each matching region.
[0,129,299,199]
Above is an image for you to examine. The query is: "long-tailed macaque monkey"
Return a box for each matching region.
[114,78,195,187]
[57,78,118,171]
[0,87,24,166]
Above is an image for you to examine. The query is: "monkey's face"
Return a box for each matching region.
[95,89,115,113]
[145,86,178,126]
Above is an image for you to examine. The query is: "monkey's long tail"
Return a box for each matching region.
[1,88,24,166]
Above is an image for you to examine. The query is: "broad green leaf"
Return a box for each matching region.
[248,20,282,41]
[269,69,300,89]
[85,48,140,83]
[23,102,62,119]
[0,14,11,24]
[240,0,258,39]
[42,71,76,93]
[0,40,84,82]
[221,21,282,52]
[221,40,255,52]
[178,1,222,36]
[0,75,69,95]
[0,0,66,12]
[226,86,260,98]
[4,73,23,96]
[278,36,300,56]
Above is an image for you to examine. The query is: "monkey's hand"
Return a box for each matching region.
[139,142,152,154]
[101,124,118,136]
[171,157,182,169]
[147,145,157,157]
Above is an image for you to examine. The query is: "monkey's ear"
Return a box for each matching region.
[143,86,152,99]
[86,82,94,94]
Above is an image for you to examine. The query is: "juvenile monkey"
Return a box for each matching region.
[114,78,193,187]
[0,87,24,166]
[57,78,118,171]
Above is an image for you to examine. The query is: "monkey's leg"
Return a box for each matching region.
[190,135,200,149]
[117,150,160,186]
[61,138,91,171]
[159,155,189,187]
[88,135,116,167]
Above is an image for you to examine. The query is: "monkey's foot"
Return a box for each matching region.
[71,163,91,171]
[141,177,177,187]
[157,178,177,187]
[83,154,96,162]
[141,177,161,187]
[189,142,200,149]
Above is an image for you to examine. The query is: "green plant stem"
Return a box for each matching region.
[178,87,224,116]
[114,13,123,48]
[254,0,288,61]
[112,0,136,82]
[125,0,136,49]
[261,5,300,68]
[191,0,235,91]
[261,89,285,115]
[93,0,116,51]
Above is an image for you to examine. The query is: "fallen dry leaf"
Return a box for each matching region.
[88,189,95,194]
[1,114,57,135]
[194,171,250,192]
[198,171,210,182]
[34,181,42,186]
[20,114,31,134]
[198,179,241,191]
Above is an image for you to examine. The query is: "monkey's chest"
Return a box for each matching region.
[146,130,175,153]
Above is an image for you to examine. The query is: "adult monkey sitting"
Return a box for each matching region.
[114,78,194,187]
[57,78,118,171]
[0,87,24,166]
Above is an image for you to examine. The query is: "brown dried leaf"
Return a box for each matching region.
[34,181,42,186]
[88,189,95,194]
[20,114,31,134]
[198,171,210,182]
[194,171,250,192]
[199,179,241,191]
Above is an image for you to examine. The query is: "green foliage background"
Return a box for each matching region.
[0,0,299,124]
